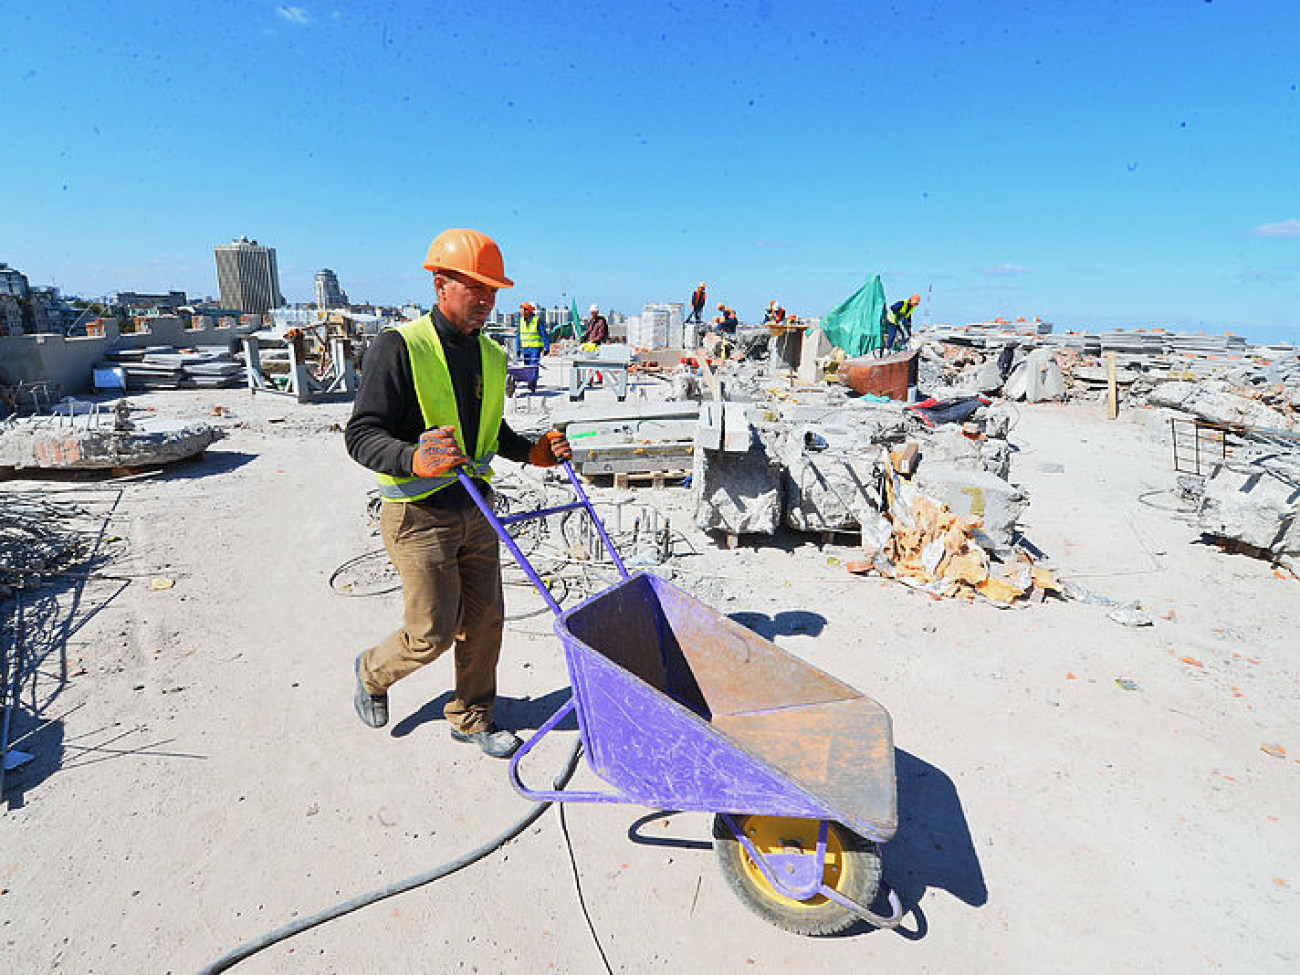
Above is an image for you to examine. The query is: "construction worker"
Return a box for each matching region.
[687,281,707,325]
[581,303,608,346]
[884,293,921,351]
[344,228,572,758]
[517,301,549,365]
[712,303,738,359]
[763,300,786,325]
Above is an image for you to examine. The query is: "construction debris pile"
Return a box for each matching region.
[532,316,1300,591]
[915,323,1300,427]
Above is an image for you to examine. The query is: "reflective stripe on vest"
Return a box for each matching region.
[376,455,496,499]
[374,315,507,503]
[519,314,544,348]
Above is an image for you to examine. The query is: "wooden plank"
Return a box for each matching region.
[1107,351,1119,421]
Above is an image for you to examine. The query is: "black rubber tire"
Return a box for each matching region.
[712,814,881,936]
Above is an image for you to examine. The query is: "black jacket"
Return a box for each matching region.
[345,307,534,509]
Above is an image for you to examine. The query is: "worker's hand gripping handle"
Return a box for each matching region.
[412,426,468,478]
[528,429,572,468]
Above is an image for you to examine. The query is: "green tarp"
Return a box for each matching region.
[820,274,887,357]
[550,299,581,340]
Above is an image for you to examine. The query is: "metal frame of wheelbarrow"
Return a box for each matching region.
[455,462,904,930]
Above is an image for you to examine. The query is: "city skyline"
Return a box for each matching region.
[4,2,1298,343]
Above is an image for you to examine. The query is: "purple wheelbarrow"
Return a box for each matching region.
[457,464,903,935]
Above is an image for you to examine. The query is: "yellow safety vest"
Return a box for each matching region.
[519,313,544,349]
[375,315,507,502]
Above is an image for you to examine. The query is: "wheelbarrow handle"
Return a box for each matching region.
[454,461,629,618]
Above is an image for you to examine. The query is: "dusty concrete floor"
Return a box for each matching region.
[1,368,1297,973]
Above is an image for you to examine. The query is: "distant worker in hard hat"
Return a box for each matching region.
[345,228,572,758]
[712,303,739,358]
[763,300,786,325]
[687,282,707,325]
[884,293,921,351]
[580,303,609,346]
[517,301,549,366]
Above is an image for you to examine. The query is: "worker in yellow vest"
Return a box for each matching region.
[884,293,921,351]
[344,228,571,757]
[517,301,549,365]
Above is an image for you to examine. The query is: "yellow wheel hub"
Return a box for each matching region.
[735,816,847,908]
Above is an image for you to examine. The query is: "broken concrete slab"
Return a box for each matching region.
[1197,459,1300,569]
[691,441,783,536]
[0,413,221,470]
[910,464,1028,543]
[1003,348,1067,402]
[1146,380,1296,431]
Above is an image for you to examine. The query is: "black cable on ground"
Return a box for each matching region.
[197,736,584,974]
[558,802,614,975]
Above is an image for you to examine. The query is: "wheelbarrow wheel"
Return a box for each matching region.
[712,814,881,936]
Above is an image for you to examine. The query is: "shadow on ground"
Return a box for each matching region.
[390,685,576,738]
[879,748,988,939]
[155,449,258,480]
[728,609,827,639]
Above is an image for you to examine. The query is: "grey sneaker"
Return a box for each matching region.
[353,653,388,729]
[450,723,521,759]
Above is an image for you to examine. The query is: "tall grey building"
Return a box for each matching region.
[314,269,348,309]
[213,237,283,313]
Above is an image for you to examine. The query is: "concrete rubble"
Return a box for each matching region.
[576,315,1300,598]
[0,399,220,471]
[1197,453,1300,570]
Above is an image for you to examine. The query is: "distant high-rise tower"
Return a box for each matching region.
[315,269,348,309]
[213,236,283,313]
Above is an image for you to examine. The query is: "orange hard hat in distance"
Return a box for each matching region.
[521,301,535,313]
[717,302,725,310]
[909,293,921,305]
[422,228,514,289]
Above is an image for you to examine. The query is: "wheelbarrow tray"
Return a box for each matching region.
[555,572,896,842]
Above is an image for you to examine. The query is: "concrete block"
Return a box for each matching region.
[696,403,723,451]
[1004,348,1066,402]
[1198,460,1300,566]
[722,403,752,453]
[797,328,832,385]
[911,464,1027,543]
[692,442,783,536]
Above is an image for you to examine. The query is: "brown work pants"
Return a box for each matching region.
[357,498,504,734]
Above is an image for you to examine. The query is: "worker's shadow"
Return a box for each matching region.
[390,685,578,738]
[727,610,826,639]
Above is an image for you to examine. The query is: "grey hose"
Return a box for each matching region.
[197,736,584,974]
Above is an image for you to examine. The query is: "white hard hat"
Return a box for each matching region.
[589,304,598,313]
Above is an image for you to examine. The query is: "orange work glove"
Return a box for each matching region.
[412,426,467,477]
[528,429,572,467]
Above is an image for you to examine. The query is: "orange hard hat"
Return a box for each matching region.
[422,228,513,289]
[717,302,725,310]
[520,301,535,313]
[909,293,921,305]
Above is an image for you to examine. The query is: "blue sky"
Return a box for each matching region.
[3,1,1297,342]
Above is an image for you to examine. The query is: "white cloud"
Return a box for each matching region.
[1251,219,1300,239]
[277,5,311,24]
[980,263,1031,275]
